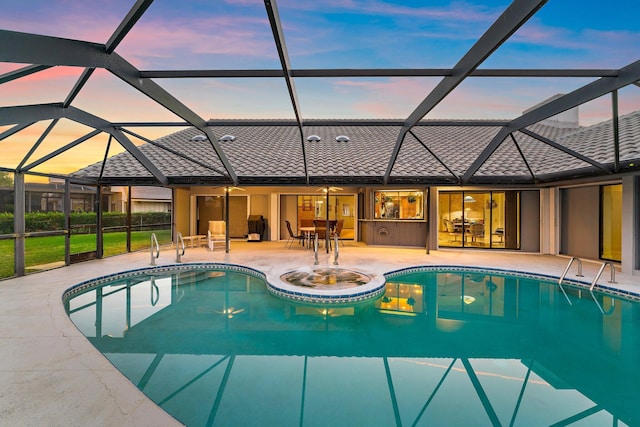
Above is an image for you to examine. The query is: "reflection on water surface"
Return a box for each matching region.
[65,266,639,426]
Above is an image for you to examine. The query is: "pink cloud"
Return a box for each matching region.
[0,67,84,106]
[116,15,277,68]
[279,0,498,23]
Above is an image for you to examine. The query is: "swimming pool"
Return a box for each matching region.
[64,263,639,426]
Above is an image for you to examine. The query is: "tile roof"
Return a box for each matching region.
[72,112,640,186]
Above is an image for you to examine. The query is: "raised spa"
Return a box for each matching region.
[270,267,385,304]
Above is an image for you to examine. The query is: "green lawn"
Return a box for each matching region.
[0,229,172,279]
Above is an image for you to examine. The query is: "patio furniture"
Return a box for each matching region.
[315,226,330,249]
[444,219,463,242]
[207,220,227,250]
[298,225,316,249]
[182,235,206,248]
[285,220,305,248]
[330,219,345,247]
[469,223,485,244]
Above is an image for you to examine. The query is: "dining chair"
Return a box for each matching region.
[469,223,485,244]
[330,219,345,247]
[444,219,463,242]
[285,220,305,248]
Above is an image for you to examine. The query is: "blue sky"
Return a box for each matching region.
[0,0,638,172]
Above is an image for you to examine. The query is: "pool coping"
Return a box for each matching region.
[63,262,640,304]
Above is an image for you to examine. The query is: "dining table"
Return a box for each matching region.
[298,226,317,249]
[300,220,337,250]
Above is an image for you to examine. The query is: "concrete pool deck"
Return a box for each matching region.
[1,241,639,426]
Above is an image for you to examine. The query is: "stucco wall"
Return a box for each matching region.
[173,188,191,238]
[560,186,599,259]
[520,190,540,252]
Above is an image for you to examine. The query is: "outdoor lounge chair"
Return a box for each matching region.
[207,220,227,250]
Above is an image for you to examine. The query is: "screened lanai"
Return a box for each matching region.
[3,2,640,426]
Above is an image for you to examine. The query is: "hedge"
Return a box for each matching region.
[0,211,171,234]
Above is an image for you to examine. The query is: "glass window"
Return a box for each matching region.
[373,190,424,220]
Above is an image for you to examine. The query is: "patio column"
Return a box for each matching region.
[621,175,639,275]
[96,185,103,259]
[540,187,559,255]
[14,172,25,276]
[64,179,70,266]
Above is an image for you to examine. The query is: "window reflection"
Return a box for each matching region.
[376,283,423,315]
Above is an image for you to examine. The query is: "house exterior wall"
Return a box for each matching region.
[520,190,540,252]
[560,186,600,260]
[174,188,191,238]
[622,176,639,274]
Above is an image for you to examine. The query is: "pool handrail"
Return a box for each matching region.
[589,261,617,291]
[559,257,583,284]
[175,232,186,263]
[150,233,160,265]
[558,257,583,305]
[313,233,319,265]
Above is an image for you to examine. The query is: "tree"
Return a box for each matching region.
[0,172,13,187]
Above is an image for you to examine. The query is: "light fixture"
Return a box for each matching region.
[463,195,476,203]
[218,134,236,142]
[190,134,207,141]
[335,135,350,142]
[307,135,321,142]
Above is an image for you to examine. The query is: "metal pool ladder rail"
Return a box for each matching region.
[559,257,583,284]
[558,257,584,305]
[589,262,617,315]
[150,233,160,265]
[589,261,617,291]
[175,232,186,263]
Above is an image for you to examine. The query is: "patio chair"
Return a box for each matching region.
[285,220,305,248]
[207,220,227,250]
[330,219,345,247]
[315,226,330,249]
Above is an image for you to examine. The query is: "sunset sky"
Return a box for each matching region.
[1,0,639,177]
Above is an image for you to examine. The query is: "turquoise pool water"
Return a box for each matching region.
[64,264,639,426]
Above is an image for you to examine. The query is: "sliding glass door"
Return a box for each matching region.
[438,190,519,249]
